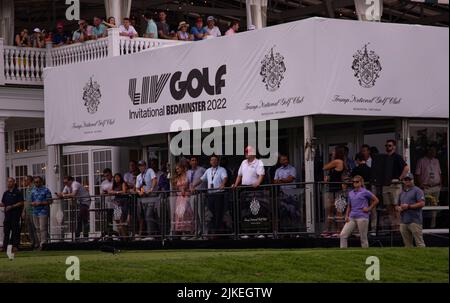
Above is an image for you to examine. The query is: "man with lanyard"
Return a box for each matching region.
[23,175,39,249]
[1,178,24,254]
[135,160,158,240]
[187,156,207,239]
[232,146,266,239]
[273,154,299,228]
[31,176,52,250]
[57,176,91,240]
[193,155,228,237]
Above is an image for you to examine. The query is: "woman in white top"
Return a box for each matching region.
[176,21,193,41]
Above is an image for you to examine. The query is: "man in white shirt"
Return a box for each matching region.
[119,17,138,38]
[233,146,265,188]
[193,155,228,236]
[233,146,266,239]
[204,16,221,38]
[57,176,91,240]
[135,160,158,240]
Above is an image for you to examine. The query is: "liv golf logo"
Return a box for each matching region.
[82,77,102,114]
[351,43,382,88]
[260,46,286,92]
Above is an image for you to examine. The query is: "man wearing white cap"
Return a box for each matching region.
[204,16,221,38]
[31,28,44,48]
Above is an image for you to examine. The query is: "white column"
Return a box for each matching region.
[0,38,5,85]
[246,0,267,30]
[111,146,120,174]
[0,118,6,246]
[47,144,62,241]
[304,116,315,233]
[107,28,120,57]
[0,0,14,45]
[104,0,132,24]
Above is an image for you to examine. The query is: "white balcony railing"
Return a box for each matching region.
[1,28,187,86]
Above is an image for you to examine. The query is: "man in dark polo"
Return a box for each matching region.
[1,178,24,252]
[396,173,426,247]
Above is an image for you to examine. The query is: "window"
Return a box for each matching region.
[93,150,112,195]
[32,163,47,183]
[63,153,89,190]
[15,165,28,191]
[14,128,45,153]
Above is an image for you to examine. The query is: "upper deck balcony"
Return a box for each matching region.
[0,28,186,86]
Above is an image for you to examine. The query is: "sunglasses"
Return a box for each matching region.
[352,180,360,184]
[403,178,412,181]
[385,144,394,148]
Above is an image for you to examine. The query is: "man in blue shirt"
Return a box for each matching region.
[135,160,158,240]
[396,173,426,247]
[92,16,107,38]
[52,22,69,46]
[1,178,24,252]
[31,176,52,249]
[191,18,208,41]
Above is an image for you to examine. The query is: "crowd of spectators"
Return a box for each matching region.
[14,11,249,48]
[1,139,441,254]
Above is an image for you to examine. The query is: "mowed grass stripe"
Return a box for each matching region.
[0,248,447,283]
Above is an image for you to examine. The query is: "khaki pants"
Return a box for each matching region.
[400,223,426,248]
[340,218,369,248]
[33,215,48,247]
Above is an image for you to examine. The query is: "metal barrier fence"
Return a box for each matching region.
[39,183,310,242]
[8,182,446,246]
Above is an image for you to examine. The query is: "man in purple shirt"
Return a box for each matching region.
[340,175,379,248]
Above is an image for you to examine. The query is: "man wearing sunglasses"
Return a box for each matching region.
[396,173,426,247]
[380,139,410,227]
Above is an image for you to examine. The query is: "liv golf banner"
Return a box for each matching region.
[44,18,448,145]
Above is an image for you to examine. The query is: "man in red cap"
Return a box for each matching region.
[191,17,208,41]
[52,21,69,46]
[232,146,265,189]
[233,146,266,239]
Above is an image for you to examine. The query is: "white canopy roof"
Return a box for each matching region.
[44,17,449,145]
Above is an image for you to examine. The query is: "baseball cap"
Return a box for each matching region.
[33,28,41,33]
[207,16,215,22]
[402,173,414,180]
[138,160,147,166]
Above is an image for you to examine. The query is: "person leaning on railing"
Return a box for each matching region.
[340,175,379,248]
[108,173,129,239]
[56,176,91,240]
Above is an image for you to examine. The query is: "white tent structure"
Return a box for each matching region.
[43,17,449,236]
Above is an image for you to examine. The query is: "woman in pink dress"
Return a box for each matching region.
[173,163,194,235]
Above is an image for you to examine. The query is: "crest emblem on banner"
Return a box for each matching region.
[250,197,261,216]
[351,43,382,88]
[82,77,102,114]
[260,46,286,91]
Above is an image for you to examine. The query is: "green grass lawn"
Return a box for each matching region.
[0,247,448,283]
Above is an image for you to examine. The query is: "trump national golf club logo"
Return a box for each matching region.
[82,77,102,114]
[351,43,382,88]
[250,197,261,216]
[260,46,286,92]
